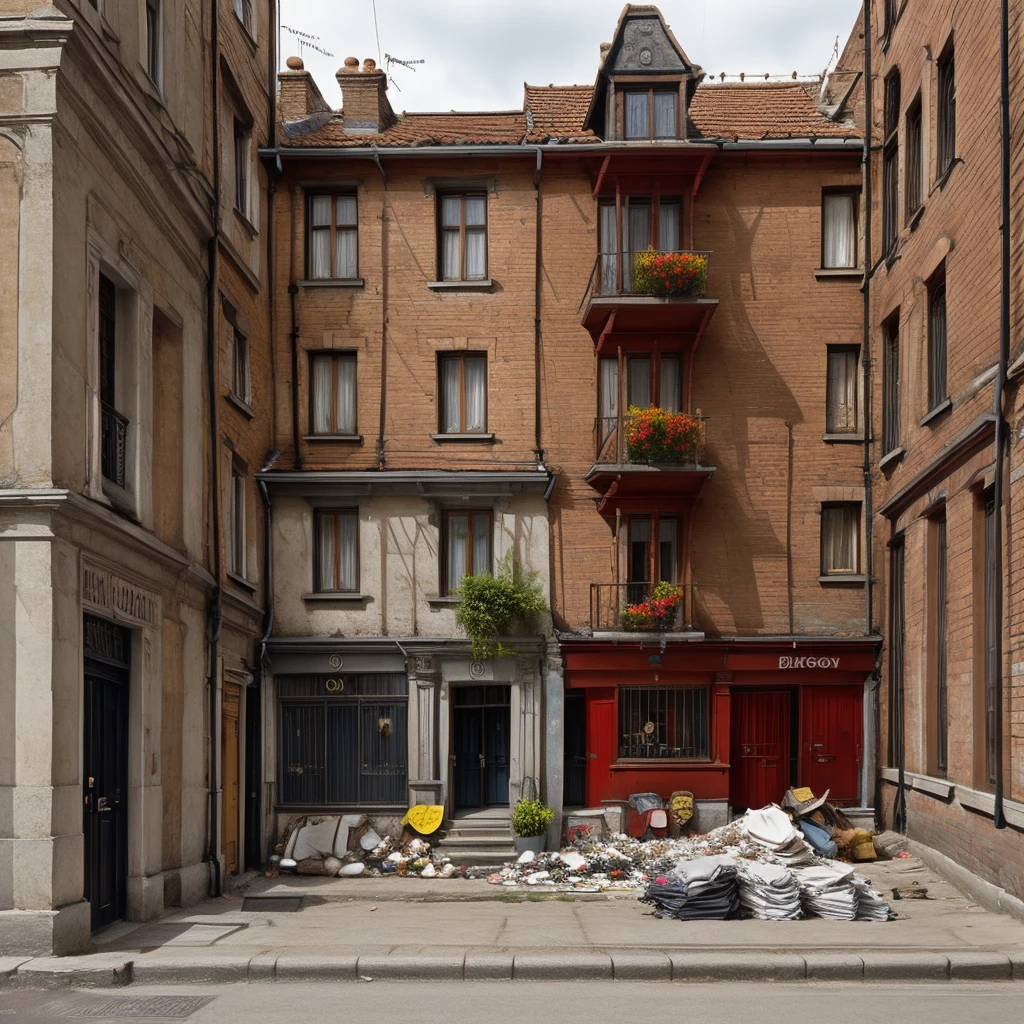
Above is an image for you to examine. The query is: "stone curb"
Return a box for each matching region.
[3,950,1024,986]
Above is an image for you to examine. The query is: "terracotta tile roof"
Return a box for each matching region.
[280,80,858,148]
[689,82,860,140]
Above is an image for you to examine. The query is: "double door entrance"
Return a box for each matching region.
[83,616,131,932]
[452,686,510,810]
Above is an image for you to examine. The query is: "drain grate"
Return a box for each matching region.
[69,995,215,1019]
[241,894,304,912]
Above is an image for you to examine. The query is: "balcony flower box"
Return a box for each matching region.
[625,406,703,464]
[632,250,708,299]
[620,581,686,631]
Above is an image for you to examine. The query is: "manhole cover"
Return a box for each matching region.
[241,895,304,912]
[69,995,214,1019]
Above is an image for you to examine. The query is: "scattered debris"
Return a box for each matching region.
[891,882,930,900]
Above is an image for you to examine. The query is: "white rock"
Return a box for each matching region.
[279,858,297,870]
[561,852,587,872]
[421,863,438,878]
[517,850,536,866]
[323,856,342,876]
[387,852,405,863]
[338,862,366,877]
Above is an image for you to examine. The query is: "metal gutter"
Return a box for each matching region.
[256,469,550,485]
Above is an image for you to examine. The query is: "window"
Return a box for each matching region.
[231,329,250,405]
[310,352,357,435]
[233,119,250,216]
[905,96,923,218]
[884,0,899,38]
[932,512,948,775]
[99,274,128,488]
[821,190,858,269]
[983,490,999,786]
[145,0,161,84]
[624,89,678,139]
[618,687,708,759]
[229,459,246,578]
[882,71,900,257]
[820,503,859,575]
[314,510,359,593]
[627,517,678,585]
[927,265,947,410]
[308,194,358,280]
[826,345,859,434]
[937,44,956,176]
[598,197,682,293]
[277,674,408,806]
[442,510,491,594]
[438,352,487,433]
[888,536,906,771]
[232,0,254,35]
[439,194,487,281]
[882,313,901,455]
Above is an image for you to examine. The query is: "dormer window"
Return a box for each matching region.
[624,88,678,139]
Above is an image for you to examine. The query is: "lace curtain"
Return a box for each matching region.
[823,193,856,268]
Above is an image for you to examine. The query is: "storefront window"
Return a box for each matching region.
[618,686,708,759]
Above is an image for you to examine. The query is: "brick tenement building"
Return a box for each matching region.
[857,0,1024,897]
[263,3,877,852]
[0,1,276,953]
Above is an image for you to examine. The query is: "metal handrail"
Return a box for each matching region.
[101,402,129,489]
[580,248,713,308]
[590,581,697,632]
[592,410,707,465]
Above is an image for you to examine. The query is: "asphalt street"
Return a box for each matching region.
[0,981,1019,1023]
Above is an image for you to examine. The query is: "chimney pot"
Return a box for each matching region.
[343,56,359,71]
[285,56,304,71]
[363,58,377,73]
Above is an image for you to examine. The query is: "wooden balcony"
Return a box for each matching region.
[580,249,718,352]
[586,409,715,518]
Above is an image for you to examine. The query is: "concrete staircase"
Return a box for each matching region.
[437,811,517,868]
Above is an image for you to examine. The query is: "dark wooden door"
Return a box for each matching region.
[729,690,791,812]
[452,686,511,809]
[563,691,586,807]
[800,685,863,805]
[221,682,240,875]
[585,688,617,806]
[83,661,129,932]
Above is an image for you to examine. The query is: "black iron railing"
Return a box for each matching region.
[590,581,697,633]
[101,402,128,488]
[580,249,712,311]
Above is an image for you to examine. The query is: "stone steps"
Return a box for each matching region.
[437,819,516,866]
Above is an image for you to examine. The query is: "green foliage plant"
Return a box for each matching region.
[455,551,548,660]
[511,798,555,838]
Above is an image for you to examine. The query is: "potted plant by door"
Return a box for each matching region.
[512,798,554,855]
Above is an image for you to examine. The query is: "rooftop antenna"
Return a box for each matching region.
[383,53,426,93]
[281,24,334,61]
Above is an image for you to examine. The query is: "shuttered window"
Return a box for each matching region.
[826,346,859,434]
[278,674,408,806]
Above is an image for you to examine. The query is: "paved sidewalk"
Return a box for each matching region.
[4,855,1024,986]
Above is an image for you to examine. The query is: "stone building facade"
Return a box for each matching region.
[264,5,879,853]
[0,0,275,954]
[856,0,1024,897]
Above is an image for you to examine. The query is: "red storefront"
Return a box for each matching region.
[561,638,879,815]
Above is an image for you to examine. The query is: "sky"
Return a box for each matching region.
[278,1,864,114]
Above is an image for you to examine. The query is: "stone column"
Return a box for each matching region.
[407,655,443,807]
[543,642,564,850]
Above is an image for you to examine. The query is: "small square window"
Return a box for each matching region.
[821,503,860,575]
[443,510,492,594]
[438,352,487,433]
[314,510,359,592]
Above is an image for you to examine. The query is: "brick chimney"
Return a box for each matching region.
[337,57,397,135]
[278,56,332,124]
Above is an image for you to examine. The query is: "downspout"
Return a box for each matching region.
[993,0,1010,830]
[266,1,279,450]
[205,0,223,900]
[288,281,300,469]
[534,148,545,467]
[374,150,389,469]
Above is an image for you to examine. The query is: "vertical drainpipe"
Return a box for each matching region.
[374,150,388,469]
[205,0,223,899]
[534,148,544,467]
[993,0,1011,830]
[861,0,885,825]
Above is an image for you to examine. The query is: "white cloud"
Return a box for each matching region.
[279,0,863,113]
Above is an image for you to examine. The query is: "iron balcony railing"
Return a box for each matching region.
[591,582,698,633]
[594,409,707,465]
[101,402,129,489]
[580,249,712,309]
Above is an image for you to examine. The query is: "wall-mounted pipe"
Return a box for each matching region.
[534,148,545,467]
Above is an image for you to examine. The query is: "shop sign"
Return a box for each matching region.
[778,656,841,670]
[81,561,160,627]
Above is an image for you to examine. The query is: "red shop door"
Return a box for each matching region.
[800,685,863,805]
[729,690,790,812]
[585,688,617,806]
